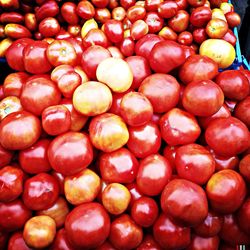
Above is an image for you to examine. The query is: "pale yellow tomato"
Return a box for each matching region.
[81,18,98,38]
[199,39,235,69]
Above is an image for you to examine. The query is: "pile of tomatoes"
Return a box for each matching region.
[0,0,250,249]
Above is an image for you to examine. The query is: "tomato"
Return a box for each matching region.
[20,75,61,116]
[0,12,24,23]
[35,0,59,21]
[103,19,124,43]
[144,12,164,34]
[187,235,220,250]
[23,41,52,74]
[222,29,237,46]
[65,203,110,249]
[77,1,95,19]
[136,154,172,196]
[127,5,146,22]
[92,0,110,8]
[187,0,206,7]
[225,11,241,28]
[205,117,250,157]
[0,144,13,169]
[168,10,190,33]
[234,97,250,129]
[94,8,111,23]
[82,28,109,49]
[81,45,111,80]
[4,24,32,39]
[177,31,193,45]
[5,38,33,71]
[153,213,191,249]
[216,70,250,101]
[46,40,77,67]
[50,228,74,250]
[24,13,37,32]
[0,38,13,58]
[161,179,208,226]
[206,18,228,38]
[199,39,235,68]
[0,111,41,151]
[149,40,186,73]
[160,108,201,146]
[0,96,23,121]
[38,17,60,37]
[158,26,178,41]
[112,6,126,21]
[158,1,178,19]
[8,231,31,250]
[193,28,208,44]
[48,132,93,176]
[89,113,129,152]
[190,6,212,27]
[131,20,149,40]
[119,37,135,57]
[61,2,79,25]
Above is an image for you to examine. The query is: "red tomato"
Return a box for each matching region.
[5,38,33,71]
[46,40,77,67]
[77,1,95,19]
[103,19,124,43]
[4,24,32,39]
[0,111,41,151]
[47,132,93,176]
[38,17,60,37]
[61,2,79,25]
[193,28,208,44]
[158,1,178,19]
[177,31,193,45]
[0,144,13,169]
[168,10,190,33]
[65,203,110,249]
[119,37,135,57]
[187,0,206,7]
[160,108,201,146]
[35,0,59,21]
[158,26,178,41]
[225,11,241,28]
[187,235,220,250]
[206,18,228,38]
[144,12,164,33]
[190,6,212,27]
[205,117,250,157]
[8,231,31,250]
[131,20,149,40]
[82,28,109,49]
[23,41,52,74]
[149,40,186,73]
[127,5,146,22]
[234,96,250,129]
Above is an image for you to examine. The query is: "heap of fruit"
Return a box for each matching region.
[0,0,249,249]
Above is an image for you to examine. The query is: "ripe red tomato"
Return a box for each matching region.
[144,12,164,33]
[190,6,212,27]
[158,1,178,19]
[206,18,228,38]
[38,17,60,37]
[0,144,13,169]
[77,1,95,19]
[234,96,250,129]
[23,41,52,74]
[149,40,186,73]
[127,5,146,22]
[103,19,124,43]
[61,2,79,25]
[168,10,190,33]
[65,203,110,249]
[47,132,93,176]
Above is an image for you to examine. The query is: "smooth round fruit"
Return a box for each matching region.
[89,113,129,152]
[23,215,56,249]
[161,179,208,226]
[65,203,110,249]
[96,57,133,92]
[73,81,112,116]
[47,132,93,176]
[206,169,247,214]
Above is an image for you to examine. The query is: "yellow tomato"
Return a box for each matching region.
[212,8,227,21]
[0,38,12,57]
[81,18,98,38]
[199,39,235,69]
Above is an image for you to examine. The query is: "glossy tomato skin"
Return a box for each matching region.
[206,170,247,214]
[60,98,88,132]
[190,6,212,27]
[0,144,13,169]
[89,113,129,153]
[168,10,190,33]
[76,1,95,19]
[179,55,219,84]
[144,12,163,34]
[239,154,250,182]
[177,31,193,46]
[3,72,29,97]
[153,213,191,249]
[23,41,52,74]
[137,234,162,250]
[0,111,41,150]
[127,122,161,158]
[206,18,228,39]
[205,117,250,157]
[0,199,32,232]
[36,196,69,228]
[42,105,71,136]
[136,154,172,196]
[237,198,250,235]
[46,40,77,67]
[50,228,74,250]
[139,73,180,113]
[0,96,23,121]
[194,211,223,237]
[161,179,208,226]
[182,80,224,117]
[234,96,250,129]
[186,235,220,250]
[175,144,215,185]
[109,214,143,249]
[8,231,31,250]
[160,108,201,146]
[0,166,24,202]
[99,147,139,184]
[193,28,208,44]
[4,24,32,39]
[131,196,159,227]
[119,37,135,57]
[48,132,93,176]
[20,75,61,116]
[149,40,186,73]
[158,26,178,41]
[61,2,79,25]
[222,29,237,46]
[5,38,33,71]
[22,173,60,211]
[82,29,109,49]
[19,139,51,174]
[158,1,178,19]
[127,5,146,22]
[220,214,250,245]
[38,17,60,37]
[216,70,250,101]
[103,20,123,43]
[81,45,111,80]
[135,34,164,60]
[35,0,59,22]
[125,56,151,90]
[65,203,110,249]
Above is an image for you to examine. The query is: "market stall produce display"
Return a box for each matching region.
[0,0,250,249]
